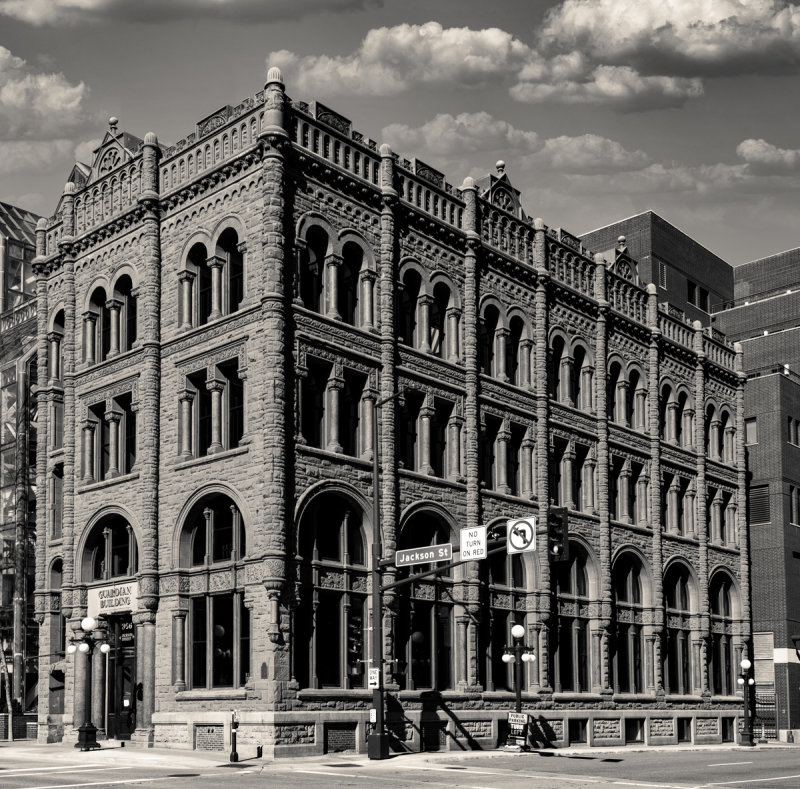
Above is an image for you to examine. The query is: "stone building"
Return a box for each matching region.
[32,68,749,755]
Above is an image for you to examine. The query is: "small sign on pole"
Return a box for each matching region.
[507,517,537,554]
[460,526,486,560]
[507,711,529,747]
[368,668,380,689]
[395,543,453,567]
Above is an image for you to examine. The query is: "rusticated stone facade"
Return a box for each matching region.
[32,67,749,755]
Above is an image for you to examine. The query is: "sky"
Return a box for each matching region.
[2,0,800,265]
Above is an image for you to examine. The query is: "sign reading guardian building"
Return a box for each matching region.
[87,581,139,618]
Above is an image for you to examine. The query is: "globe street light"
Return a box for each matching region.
[502,623,535,749]
[67,617,110,750]
[738,657,755,747]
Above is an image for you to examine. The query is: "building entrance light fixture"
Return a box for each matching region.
[67,617,109,750]
[738,657,755,747]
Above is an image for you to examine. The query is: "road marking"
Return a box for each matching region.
[613,783,693,789]
[1,764,104,773]
[6,767,129,779]
[396,765,505,775]
[702,774,800,785]
[708,762,753,767]
[20,775,218,789]
[294,770,361,778]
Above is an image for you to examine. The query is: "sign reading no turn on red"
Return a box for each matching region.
[460,526,487,560]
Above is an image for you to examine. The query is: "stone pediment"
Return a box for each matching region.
[84,119,143,184]
[475,162,527,220]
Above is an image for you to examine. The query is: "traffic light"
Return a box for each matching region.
[548,507,569,561]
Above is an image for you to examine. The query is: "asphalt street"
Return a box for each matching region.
[1,742,800,789]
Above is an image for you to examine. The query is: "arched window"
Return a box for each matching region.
[720,410,734,463]
[430,282,451,359]
[676,391,689,448]
[338,241,362,326]
[572,345,590,410]
[300,226,326,312]
[612,554,646,694]
[507,316,524,386]
[479,305,501,377]
[710,573,737,695]
[628,369,646,431]
[705,405,718,458]
[552,545,592,692]
[84,286,111,364]
[178,493,249,690]
[49,558,66,656]
[395,513,454,690]
[660,385,674,441]
[550,336,566,402]
[399,269,422,348]
[216,227,245,316]
[664,563,694,695]
[608,362,623,423]
[81,514,138,582]
[482,551,526,691]
[294,493,368,689]
[112,274,137,353]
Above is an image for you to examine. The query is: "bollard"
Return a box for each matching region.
[230,710,239,763]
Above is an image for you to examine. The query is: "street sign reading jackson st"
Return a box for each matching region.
[395,543,453,567]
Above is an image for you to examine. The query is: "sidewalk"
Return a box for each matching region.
[1,738,798,772]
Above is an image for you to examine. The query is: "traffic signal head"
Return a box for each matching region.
[548,507,569,561]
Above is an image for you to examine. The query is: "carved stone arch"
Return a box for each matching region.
[478,294,508,330]
[82,275,112,314]
[48,302,68,333]
[506,307,532,342]
[294,479,375,555]
[611,545,654,609]
[398,257,430,296]
[483,516,539,592]
[627,361,647,384]
[109,263,140,296]
[295,211,336,249]
[662,556,701,614]
[48,555,64,589]
[178,229,213,272]
[75,505,143,585]
[335,229,376,273]
[659,375,679,403]
[430,270,462,311]
[398,500,461,577]
[547,325,571,348]
[607,353,627,381]
[564,535,602,601]
[171,482,253,569]
[210,214,247,251]
[708,566,743,620]
[704,396,721,419]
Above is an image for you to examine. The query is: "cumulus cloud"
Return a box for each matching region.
[74,137,102,165]
[0,139,74,173]
[0,0,376,25]
[540,0,800,76]
[382,112,650,175]
[0,45,88,139]
[736,138,800,173]
[270,23,533,96]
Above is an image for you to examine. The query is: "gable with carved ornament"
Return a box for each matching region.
[298,185,381,242]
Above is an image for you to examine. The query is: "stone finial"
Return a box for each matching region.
[533,217,545,230]
[108,116,119,133]
[36,218,47,231]
[734,342,743,354]
[693,320,703,331]
[646,283,658,295]
[379,143,392,158]
[63,182,76,195]
[144,131,158,146]
[617,235,626,249]
[594,253,606,265]
[496,160,505,174]
[460,176,476,191]
[266,66,284,85]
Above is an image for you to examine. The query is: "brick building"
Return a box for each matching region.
[713,250,800,738]
[32,68,749,754]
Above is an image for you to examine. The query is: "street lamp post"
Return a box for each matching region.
[502,623,535,748]
[67,616,110,751]
[738,657,755,747]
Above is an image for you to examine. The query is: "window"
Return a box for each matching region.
[552,546,592,693]
[177,492,249,690]
[613,555,645,694]
[399,269,422,348]
[295,493,368,689]
[299,357,331,449]
[80,514,138,582]
[181,358,244,458]
[658,260,667,288]
[298,227,325,313]
[687,280,697,306]
[790,485,800,525]
[479,415,501,490]
[710,573,736,696]
[749,484,770,524]
[51,463,63,539]
[82,393,136,482]
[483,550,526,691]
[699,288,709,312]
[664,564,693,695]
[479,305,501,378]
[788,417,799,446]
[395,514,454,691]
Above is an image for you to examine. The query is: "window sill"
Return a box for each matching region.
[297,688,373,699]
[176,688,247,701]
[48,447,65,460]
[612,692,658,702]
[78,471,140,493]
[553,692,606,703]
[172,445,249,470]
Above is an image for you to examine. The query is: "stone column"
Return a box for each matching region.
[105,408,122,478]
[521,436,534,498]
[417,295,432,353]
[667,402,679,444]
[585,457,597,513]
[82,421,96,483]
[519,339,532,389]
[178,271,195,330]
[135,612,156,733]
[326,375,343,453]
[206,378,225,454]
[668,478,680,532]
[325,253,342,319]
[616,380,629,426]
[635,388,647,430]
[106,298,122,356]
[361,270,376,330]
[174,612,186,691]
[91,642,106,732]
[446,415,461,481]
[581,366,594,411]
[709,419,721,459]
[559,356,571,404]
[207,255,224,320]
[495,328,509,382]
[178,389,195,459]
[418,403,434,475]
[446,308,460,362]
[495,426,510,494]
[562,444,575,510]
[83,312,97,365]
[685,487,696,537]
[48,332,62,382]
[73,635,89,729]
[618,462,631,523]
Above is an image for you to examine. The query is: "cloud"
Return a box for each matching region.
[3,192,46,213]
[0,45,88,139]
[0,0,376,25]
[736,138,800,173]
[540,0,800,76]
[74,137,102,165]
[270,22,533,96]
[382,112,649,175]
[0,139,74,173]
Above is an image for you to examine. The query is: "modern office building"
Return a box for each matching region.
[31,68,748,755]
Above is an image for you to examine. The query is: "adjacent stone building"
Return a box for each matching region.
[32,68,749,755]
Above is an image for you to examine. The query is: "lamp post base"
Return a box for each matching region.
[367,733,391,760]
